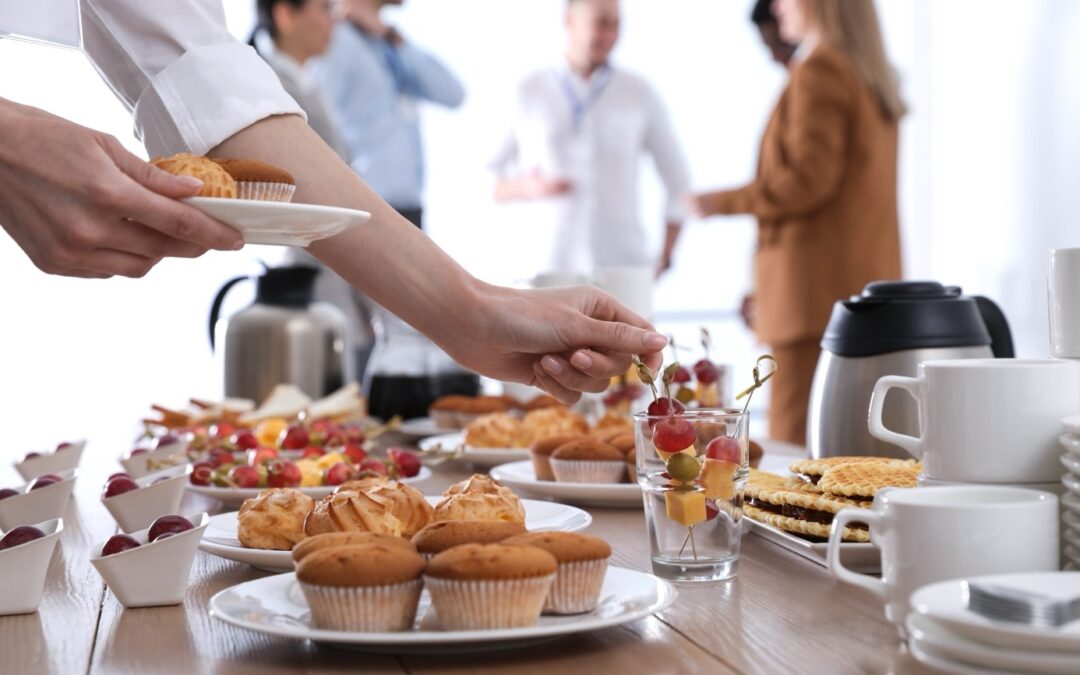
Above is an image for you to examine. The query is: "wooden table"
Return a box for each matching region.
[0,437,939,675]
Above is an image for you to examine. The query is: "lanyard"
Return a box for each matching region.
[556,65,612,132]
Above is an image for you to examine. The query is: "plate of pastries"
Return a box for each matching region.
[741,455,921,573]
[208,526,676,650]
[199,474,592,573]
[419,402,635,468]
[151,152,371,247]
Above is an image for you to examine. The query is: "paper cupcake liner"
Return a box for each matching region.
[530,451,555,481]
[236,181,296,203]
[424,574,554,630]
[431,410,460,429]
[300,578,422,632]
[626,462,636,484]
[550,459,627,484]
[545,558,609,615]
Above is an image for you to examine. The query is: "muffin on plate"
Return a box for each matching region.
[292,531,417,564]
[529,434,585,482]
[428,395,471,429]
[151,153,236,198]
[423,543,556,630]
[522,408,589,444]
[212,158,296,202]
[605,432,636,457]
[550,439,626,484]
[411,520,526,559]
[625,446,637,483]
[502,532,611,614]
[297,543,425,632]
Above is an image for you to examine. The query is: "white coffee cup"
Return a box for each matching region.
[827,486,1059,636]
[868,358,1080,483]
[1049,247,1080,358]
[593,265,654,320]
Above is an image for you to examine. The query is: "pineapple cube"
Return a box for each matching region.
[255,417,288,447]
[315,451,345,469]
[665,489,707,526]
[696,382,720,407]
[700,458,737,500]
[296,459,324,487]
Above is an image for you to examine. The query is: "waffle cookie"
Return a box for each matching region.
[743,504,871,543]
[789,456,919,485]
[817,462,919,499]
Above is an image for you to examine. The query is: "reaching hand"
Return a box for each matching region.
[520,168,573,199]
[440,284,667,404]
[0,100,242,279]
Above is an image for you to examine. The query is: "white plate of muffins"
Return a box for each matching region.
[199,475,593,572]
[209,529,676,652]
[151,153,370,247]
[490,461,641,508]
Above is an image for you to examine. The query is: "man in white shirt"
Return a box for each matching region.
[0,0,670,402]
[491,0,690,278]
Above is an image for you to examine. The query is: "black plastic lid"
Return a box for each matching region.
[821,280,997,357]
[255,265,319,307]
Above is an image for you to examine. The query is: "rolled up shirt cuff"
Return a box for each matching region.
[133,42,305,157]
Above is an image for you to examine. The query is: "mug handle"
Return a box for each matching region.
[867,375,924,458]
[827,508,886,598]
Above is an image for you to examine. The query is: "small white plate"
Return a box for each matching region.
[0,518,63,616]
[908,636,1013,675]
[14,441,85,481]
[210,566,675,652]
[397,418,448,438]
[185,466,433,508]
[102,464,192,533]
[1063,492,1080,517]
[490,461,640,508]
[911,572,1080,653]
[1063,472,1080,495]
[1063,417,1080,438]
[119,441,189,479]
[419,433,529,468]
[1061,434,1080,456]
[199,496,592,572]
[907,612,1080,674]
[743,518,880,574]
[185,197,370,247]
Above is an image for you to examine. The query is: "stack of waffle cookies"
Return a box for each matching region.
[742,457,920,543]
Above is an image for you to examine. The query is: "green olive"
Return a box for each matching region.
[674,387,695,405]
[666,453,701,482]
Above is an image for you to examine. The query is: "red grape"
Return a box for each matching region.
[705,437,741,463]
[673,366,692,384]
[301,446,326,460]
[0,526,45,550]
[21,452,42,462]
[324,462,356,486]
[0,488,19,500]
[228,465,260,489]
[56,442,73,451]
[154,434,180,450]
[358,458,388,476]
[211,422,236,439]
[101,534,140,556]
[128,448,149,458]
[190,462,214,486]
[387,448,422,478]
[233,431,259,451]
[102,476,139,499]
[267,460,302,488]
[28,475,62,491]
[208,449,234,469]
[148,515,193,541]
[653,417,695,453]
[693,359,720,385]
[647,397,685,418]
[280,425,309,450]
[343,443,367,464]
[247,447,279,466]
[107,472,132,482]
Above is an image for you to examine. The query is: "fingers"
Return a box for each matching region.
[78,249,160,279]
[531,362,582,405]
[575,317,668,360]
[97,217,207,260]
[539,354,610,394]
[109,140,206,199]
[121,188,244,252]
[567,348,632,379]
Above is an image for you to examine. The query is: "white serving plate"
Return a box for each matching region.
[419,432,529,468]
[743,517,880,574]
[911,572,1080,654]
[908,636,1012,675]
[490,460,640,508]
[1063,492,1080,517]
[199,496,592,573]
[210,566,674,652]
[14,441,85,481]
[396,417,448,438]
[185,197,370,247]
[907,612,1080,674]
[185,466,433,508]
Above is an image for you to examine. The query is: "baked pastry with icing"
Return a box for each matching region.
[150,153,237,198]
[522,408,589,444]
[237,488,315,550]
[464,413,527,448]
[304,481,433,537]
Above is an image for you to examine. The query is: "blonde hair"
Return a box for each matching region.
[809,0,907,120]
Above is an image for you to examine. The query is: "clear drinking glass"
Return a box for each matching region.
[633,409,749,582]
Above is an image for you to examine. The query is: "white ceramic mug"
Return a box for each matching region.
[868,359,1080,483]
[827,486,1059,635]
[1049,247,1080,358]
[593,265,654,321]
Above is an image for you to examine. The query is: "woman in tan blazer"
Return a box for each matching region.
[692,0,905,445]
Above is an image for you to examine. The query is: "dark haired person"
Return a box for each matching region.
[751,0,797,68]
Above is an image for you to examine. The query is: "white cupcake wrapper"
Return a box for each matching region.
[236,181,296,203]
[550,459,627,484]
[424,574,554,630]
[545,558,609,615]
[430,411,460,429]
[300,578,422,632]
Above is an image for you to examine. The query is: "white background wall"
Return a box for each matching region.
[0,1,1077,455]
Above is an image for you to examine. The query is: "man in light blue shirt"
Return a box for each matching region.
[314,0,464,228]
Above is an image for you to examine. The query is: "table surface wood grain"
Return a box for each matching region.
[0,434,940,675]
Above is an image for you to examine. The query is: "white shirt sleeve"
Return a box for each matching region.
[78,0,305,157]
[642,84,691,224]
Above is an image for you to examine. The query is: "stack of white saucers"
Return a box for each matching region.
[907,572,1080,674]
[1058,415,1080,569]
